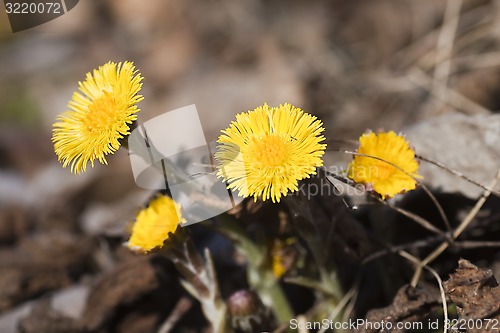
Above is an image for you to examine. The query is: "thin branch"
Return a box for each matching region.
[318,281,359,333]
[319,167,355,209]
[157,297,193,333]
[432,0,462,101]
[411,169,500,287]
[361,234,446,265]
[420,183,452,232]
[455,240,500,249]
[375,197,446,235]
[408,67,490,115]
[398,251,448,333]
[416,154,500,197]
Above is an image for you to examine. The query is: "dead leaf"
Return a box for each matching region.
[18,299,83,333]
[355,285,441,333]
[81,255,178,332]
[444,259,500,332]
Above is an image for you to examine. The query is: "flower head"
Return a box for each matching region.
[270,238,296,278]
[52,61,144,173]
[216,103,326,203]
[347,131,421,199]
[126,195,185,253]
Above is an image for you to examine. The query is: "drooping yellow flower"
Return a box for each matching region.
[347,131,421,199]
[270,238,297,279]
[216,103,326,203]
[271,255,287,279]
[126,195,185,253]
[52,61,144,173]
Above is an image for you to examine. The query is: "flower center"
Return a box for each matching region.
[374,161,396,180]
[84,92,120,133]
[252,134,288,167]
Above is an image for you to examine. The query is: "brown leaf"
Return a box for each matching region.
[0,266,71,313]
[355,284,441,333]
[81,255,167,331]
[18,299,83,333]
[443,259,500,332]
[0,205,31,244]
[0,231,95,312]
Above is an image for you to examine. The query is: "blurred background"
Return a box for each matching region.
[0,0,499,332]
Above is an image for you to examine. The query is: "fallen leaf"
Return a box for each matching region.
[444,259,500,333]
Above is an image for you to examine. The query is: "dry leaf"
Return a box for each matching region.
[355,284,441,333]
[444,259,500,333]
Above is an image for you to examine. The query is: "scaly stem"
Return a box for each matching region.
[162,232,232,333]
[214,215,294,324]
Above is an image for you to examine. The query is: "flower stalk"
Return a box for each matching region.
[213,215,294,324]
[284,190,343,302]
[161,230,232,333]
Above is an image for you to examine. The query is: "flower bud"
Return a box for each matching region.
[227,290,275,332]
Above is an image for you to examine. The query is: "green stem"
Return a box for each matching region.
[162,232,232,333]
[284,195,343,302]
[214,215,294,323]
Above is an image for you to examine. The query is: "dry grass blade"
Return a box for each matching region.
[318,281,359,333]
[411,169,500,287]
[416,154,500,197]
[361,235,444,265]
[420,183,452,232]
[408,67,490,115]
[318,285,357,333]
[376,197,446,235]
[157,297,193,333]
[398,251,448,333]
[455,241,500,249]
[432,0,462,105]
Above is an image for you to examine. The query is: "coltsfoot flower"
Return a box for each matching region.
[52,61,144,173]
[270,238,297,279]
[347,131,421,199]
[126,195,185,253]
[216,103,326,203]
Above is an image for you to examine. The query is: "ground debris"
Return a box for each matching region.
[81,255,180,332]
[355,284,441,333]
[443,259,500,333]
[18,299,83,333]
[0,266,71,313]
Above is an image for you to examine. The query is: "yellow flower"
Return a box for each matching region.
[272,255,287,279]
[216,103,326,203]
[52,61,144,173]
[126,195,185,253]
[270,237,298,278]
[347,131,421,199]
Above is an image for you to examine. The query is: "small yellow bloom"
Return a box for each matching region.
[270,238,298,278]
[216,103,326,203]
[52,61,144,173]
[126,195,185,253]
[272,256,287,279]
[347,131,421,199]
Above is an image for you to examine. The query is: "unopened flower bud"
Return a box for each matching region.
[227,290,275,332]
